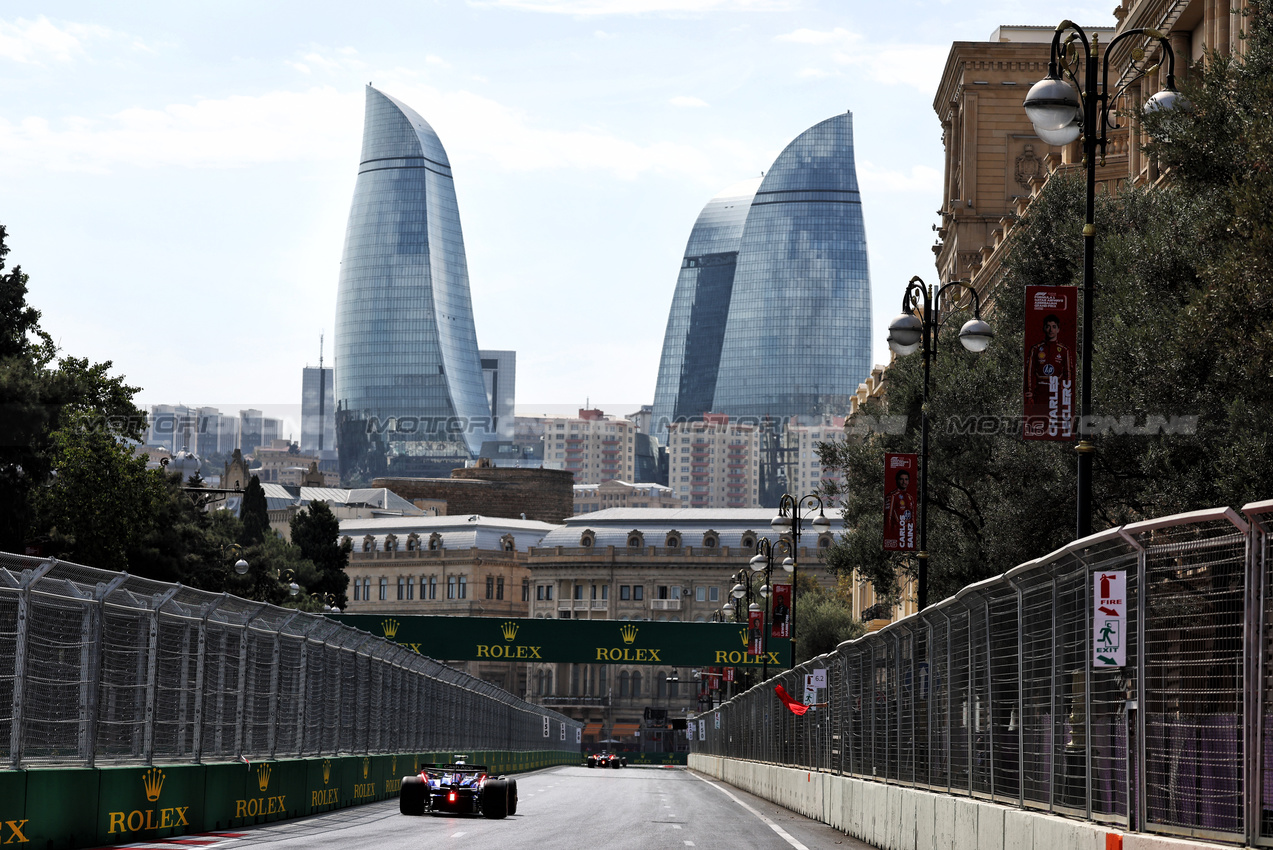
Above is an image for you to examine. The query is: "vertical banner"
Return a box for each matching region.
[770,584,792,638]
[723,667,735,683]
[1093,571,1126,667]
[1023,286,1077,441]
[883,453,918,551]
[747,609,764,656]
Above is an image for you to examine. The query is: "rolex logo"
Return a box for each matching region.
[392,755,397,774]
[382,618,400,639]
[322,759,331,785]
[362,757,370,780]
[620,623,638,645]
[143,767,165,802]
[257,763,272,792]
[501,621,519,641]
[739,628,749,647]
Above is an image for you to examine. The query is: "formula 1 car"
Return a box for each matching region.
[586,751,625,769]
[399,757,518,818]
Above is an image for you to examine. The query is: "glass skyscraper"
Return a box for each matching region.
[653,111,872,431]
[334,85,492,483]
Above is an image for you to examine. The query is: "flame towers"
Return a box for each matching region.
[334,86,491,483]
[652,111,874,438]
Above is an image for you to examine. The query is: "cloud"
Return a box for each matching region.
[0,16,88,63]
[0,82,753,184]
[776,25,946,93]
[857,162,941,194]
[669,95,708,108]
[471,0,794,14]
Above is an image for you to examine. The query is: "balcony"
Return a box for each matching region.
[650,599,681,611]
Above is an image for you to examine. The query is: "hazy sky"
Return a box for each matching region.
[2,0,1114,427]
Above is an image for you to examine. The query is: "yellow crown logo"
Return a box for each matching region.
[257,763,272,792]
[392,755,397,774]
[142,767,165,802]
[739,628,749,647]
[501,621,519,641]
[322,759,331,785]
[382,618,400,639]
[620,624,638,645]
[362,757,370,780]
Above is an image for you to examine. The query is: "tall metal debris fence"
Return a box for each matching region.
[694,501,1273,846]
[0,553,581,768]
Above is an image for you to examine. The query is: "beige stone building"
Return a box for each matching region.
[665,414,762,509]
[573,480,681,514]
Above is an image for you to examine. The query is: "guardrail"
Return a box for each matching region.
[692,501,1273,847]
[0,552,582,768]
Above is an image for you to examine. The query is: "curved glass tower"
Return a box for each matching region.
[711,111,872,418]
[650,177,761,441]
[334,86,491,483]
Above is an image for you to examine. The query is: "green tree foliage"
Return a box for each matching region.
[289,500,351,608]
[794,585,865,665]
[0,225,146,554]
[820,10,1273,606]
[238,475,271,546]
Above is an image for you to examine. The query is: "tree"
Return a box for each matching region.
[794,588,865,664]
[290,501,351,609]
[819,9,1273,606]
[239,475,271,546]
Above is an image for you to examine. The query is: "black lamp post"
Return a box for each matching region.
[749,537,790,681]
[769,493,832,666]
[1022,22,1186,539]
[886,276,993,612]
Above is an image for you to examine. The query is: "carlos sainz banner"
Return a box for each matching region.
[1023,285,1077,441]
[883,452,918,552]
[330,614,791,668]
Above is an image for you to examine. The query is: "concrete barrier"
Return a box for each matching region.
[688,755,1239,850]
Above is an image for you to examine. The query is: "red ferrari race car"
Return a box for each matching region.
[399,757,518,818]
[585,751,625,769]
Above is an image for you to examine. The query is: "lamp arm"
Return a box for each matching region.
[1100,29,1177,140]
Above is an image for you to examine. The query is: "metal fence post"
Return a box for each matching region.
[233,608,265,760]
[143,588,181,765]
[82,574,127,768]
[1011,577,1024,809]
[10,560,56,769]
[1049,571,1059,813]
[268,612,299,759]
[191,594,224,764]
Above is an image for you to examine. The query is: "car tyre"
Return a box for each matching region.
[481,778,509,819]
[400,776,427,816]
[507,778,518,815]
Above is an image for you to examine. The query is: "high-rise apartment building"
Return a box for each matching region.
[781,416,846,506]
[334,85,493,484]
[653,112,873,438]
[536,409,637,485]
[665,414,761,509]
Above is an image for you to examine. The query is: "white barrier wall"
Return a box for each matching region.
[688,755,1234,850]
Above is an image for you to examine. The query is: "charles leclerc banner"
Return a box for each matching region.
[1023,285,1077,441]
[770,584,791,639]
[747,609,764,656]
[883,453,918,552]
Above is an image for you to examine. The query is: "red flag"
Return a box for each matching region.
[774,684,809,716]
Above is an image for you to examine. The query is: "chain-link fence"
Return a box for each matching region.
[0,552,581,769]
[695,501,1273,846]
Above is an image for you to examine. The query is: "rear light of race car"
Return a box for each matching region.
[448,791,457,803]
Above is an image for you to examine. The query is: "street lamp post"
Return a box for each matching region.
[1023,22,1186,539]
[886,276,994,611]
[749,537,790,681]
[770,493,832,667]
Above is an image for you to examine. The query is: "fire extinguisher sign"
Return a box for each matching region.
[1093,571,1126,668]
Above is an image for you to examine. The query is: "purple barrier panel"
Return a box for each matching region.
[1195,713,1242,833]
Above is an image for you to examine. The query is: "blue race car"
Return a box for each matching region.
[399,756,517,819]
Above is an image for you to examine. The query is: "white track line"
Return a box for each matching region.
[689,772,810,850]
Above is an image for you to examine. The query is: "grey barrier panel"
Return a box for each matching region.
[0,552,582,767]
[691,504,1259,845]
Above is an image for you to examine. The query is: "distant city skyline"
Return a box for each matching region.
[2,1,1115,413]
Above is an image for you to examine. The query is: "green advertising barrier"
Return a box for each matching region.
[306,756,344,813]
[25,768,97,849]
[95,764,205,845]
[626,752,689,766]
[206,759,307,827]
[330,614,791,668]
[0,771,28,847]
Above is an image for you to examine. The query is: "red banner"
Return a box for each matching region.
[883,453,918,552]
[1023,286,1077,441]
[747,609,764,656]
[723,667,735,683]
[770,584,791,638]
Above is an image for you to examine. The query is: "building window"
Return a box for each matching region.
[378,578,388,601]
[427,576,436,600]
[620,585,630,601]
[486,576,495,599]
[633,586,643,601]
[522,579,530,602]
[397,577,405,600]
[352,578,361,601]
[407,577,415,600]
[574,584,584,600]
[619,671,630,697]
[497,577,504,600]
[447,576,457,599]
[709,586,719,602]
[601,585,608,600]
[631,672,642,697]
[537,585,545,601]
[695,587,705,602]
[458,576,467,599]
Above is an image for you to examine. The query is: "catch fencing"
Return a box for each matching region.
[0,552,581,768]
[694,501,1273,846]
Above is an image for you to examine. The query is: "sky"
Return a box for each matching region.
[1,0,1115,433]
